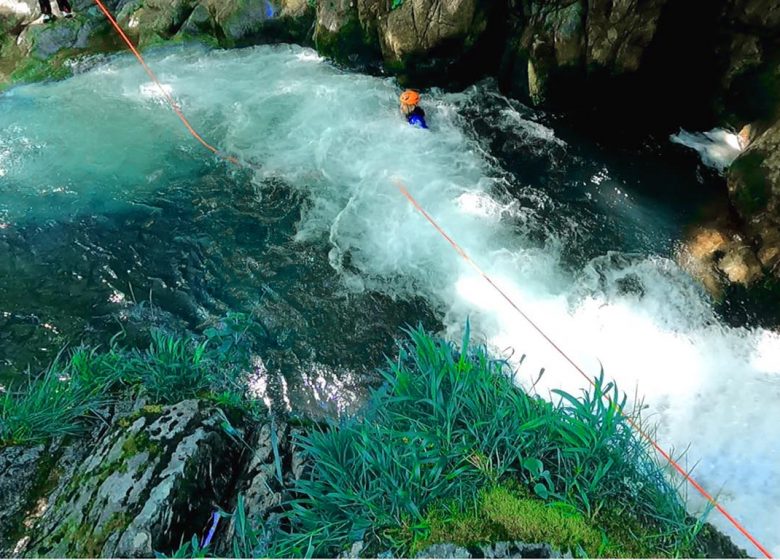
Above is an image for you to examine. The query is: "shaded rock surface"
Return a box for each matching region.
[3,0,779,131]
[0,445,46,556]
[15,400,249,557]
[416,541,560,558]
[728,118,780,279]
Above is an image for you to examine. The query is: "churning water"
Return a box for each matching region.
[0,44,778,554]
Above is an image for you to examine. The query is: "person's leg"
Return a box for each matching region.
[56,0,72,15]
[39,0,53,16]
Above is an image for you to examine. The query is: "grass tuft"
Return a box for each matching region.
[265,325,703,557]
[0,313,268,448]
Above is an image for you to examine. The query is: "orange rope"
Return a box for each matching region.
[93,0,240,166]
[92,2,773,556]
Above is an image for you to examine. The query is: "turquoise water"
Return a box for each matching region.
[0,44,778,553]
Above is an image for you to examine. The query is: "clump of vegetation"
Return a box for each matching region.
[249,325,705,558]
[0,312,264,448]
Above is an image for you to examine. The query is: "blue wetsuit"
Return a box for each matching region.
[407,106,428,129]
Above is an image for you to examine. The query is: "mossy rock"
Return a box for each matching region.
[22,400,244,558]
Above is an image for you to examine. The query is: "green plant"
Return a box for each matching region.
[0,356,108,446]
[265,326,701,557]
[0,316,266,448]
[125,331,211,403]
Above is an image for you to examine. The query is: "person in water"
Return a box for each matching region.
[400,90,428,129]
[38,0,74,23]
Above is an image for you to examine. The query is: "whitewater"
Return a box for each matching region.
[0,44,778,554]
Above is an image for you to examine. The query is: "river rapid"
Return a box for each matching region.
[0,44,778,554]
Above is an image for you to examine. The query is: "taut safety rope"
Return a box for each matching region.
[91,1,773,555]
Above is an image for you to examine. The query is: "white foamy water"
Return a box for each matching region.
[1,44,778,555]
[670,128,744,172]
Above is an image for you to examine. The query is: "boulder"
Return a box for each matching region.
[677,225,767,295]
[21,400,245,558]
[314,0,499,83]
[21,17,83,59]
[716,244,764,285]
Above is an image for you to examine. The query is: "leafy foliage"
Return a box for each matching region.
[266,326,701,557]
[0,313,268,447]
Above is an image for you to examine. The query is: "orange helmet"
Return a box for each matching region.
[400,90,420,106]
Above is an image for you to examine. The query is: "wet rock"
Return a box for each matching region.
[678,226,766,294]
[716,244,764,285]
[417,543,472,558]
[119,0,199,46]
[23,18,82,59]
[416,541,559,558]
[21,400,244,558]
[315,0,499,83]
[314,0,378,66]
[178,3,212,36]
[586,0,667,73]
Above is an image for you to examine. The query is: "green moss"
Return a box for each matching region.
[420,486,602,556]
[120,429,161,461]
[85,512,132,556]
[142,404,164,415]
[9,56,71,83]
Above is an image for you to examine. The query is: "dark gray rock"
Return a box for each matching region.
[416,541,560,558]
[728,118,780,279]
[0,445,45,556]
[178,3,212,36]
[417,543,472,558]
[214,419,300,556]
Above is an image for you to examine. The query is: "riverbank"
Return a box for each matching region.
[0,320,747,557]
